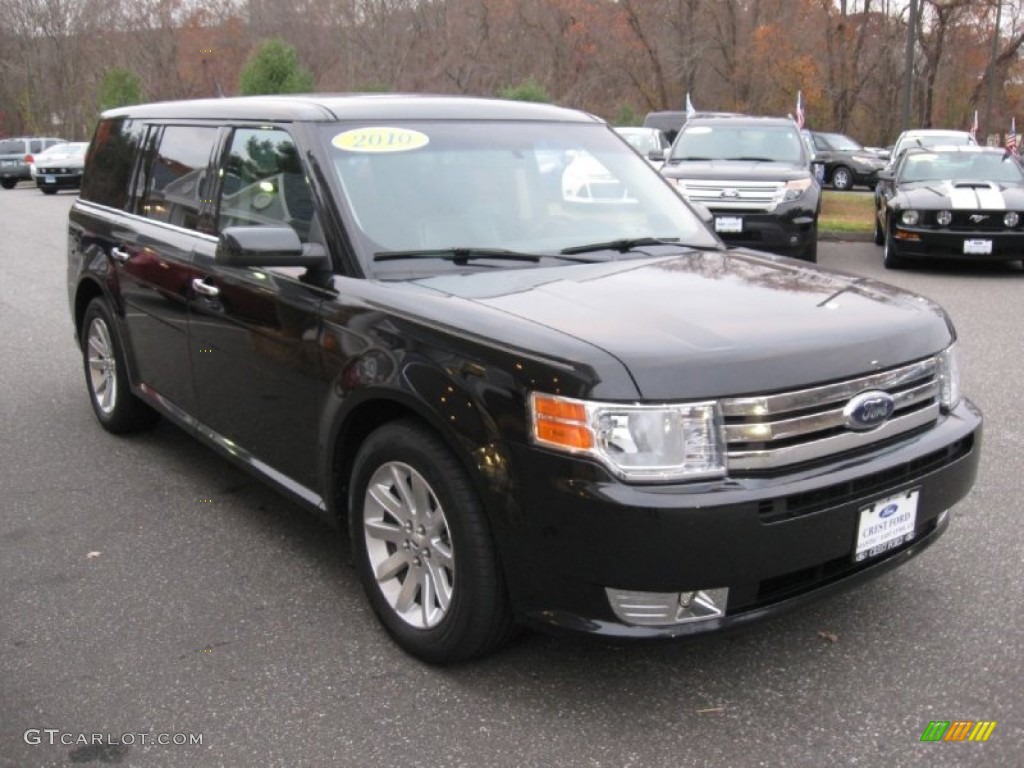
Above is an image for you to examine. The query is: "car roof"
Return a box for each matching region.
[683,114,796,128]
[903,145,1006,155]
[101,94,601,124]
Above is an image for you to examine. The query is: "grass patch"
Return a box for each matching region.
[820,190,874,233]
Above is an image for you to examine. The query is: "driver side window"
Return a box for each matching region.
[217,127,318,242]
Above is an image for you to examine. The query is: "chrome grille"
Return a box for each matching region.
[723,358,939,471]
[679,179,782,211]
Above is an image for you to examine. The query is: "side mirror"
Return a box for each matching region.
[217,225,329,268]
[648,149,666,162]
[876,169,894,182]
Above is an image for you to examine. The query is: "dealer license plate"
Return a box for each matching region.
[854,489,919,563]
[715,216,743,233]
[45,175,55,184]
[963,239,992,255]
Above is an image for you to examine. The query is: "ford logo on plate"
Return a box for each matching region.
[843,391,895,431]
[879,503,899,518]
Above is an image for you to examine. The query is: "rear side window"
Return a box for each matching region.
[81,119,145,210]
[139,125,219,232]
[29,140,42,154]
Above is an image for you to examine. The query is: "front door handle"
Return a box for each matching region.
[110,246,131,264]
[191,278,220,298]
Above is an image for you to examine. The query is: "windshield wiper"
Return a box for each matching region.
[727,156,777,162]
[671,156,712,162]
[559,237,682,255]
[374,247,540,265]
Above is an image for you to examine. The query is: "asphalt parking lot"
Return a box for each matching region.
[1,184,1021,767]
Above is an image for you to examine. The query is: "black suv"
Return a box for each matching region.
[68,96,980,663]
[661,114,821,261]
[809,131,887,191]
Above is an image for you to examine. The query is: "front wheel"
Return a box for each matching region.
[883,224,907,269]
[349,420,514,664]
[0,179,16,190]
[40,187,57,195]
[831,166,853,191]
[81,299,159,433]
[873,209,885,245]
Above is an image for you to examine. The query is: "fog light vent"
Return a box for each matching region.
[606,587,728,627]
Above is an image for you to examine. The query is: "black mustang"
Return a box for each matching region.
[875,145,1024,269]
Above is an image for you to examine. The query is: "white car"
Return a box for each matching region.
[31,142,88,194]
[614,126,671,169]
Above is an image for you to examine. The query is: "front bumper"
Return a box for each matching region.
[494,399,981,640]
[36,171,83,191]
[891,226,1024,262]
[708,206,818,259]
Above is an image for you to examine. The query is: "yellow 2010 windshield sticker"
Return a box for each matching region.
[332,127,429,153]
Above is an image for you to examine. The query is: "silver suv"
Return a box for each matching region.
[0,136,67,189]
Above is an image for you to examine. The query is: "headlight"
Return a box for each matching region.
[776,177,812,203]
[937,344,961,410]
[900,210,920,226]
[530,393,726,482]
[1005,211,1019,227]
[852,154,880,166]
[936,210,953,226]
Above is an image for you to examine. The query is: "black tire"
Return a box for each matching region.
[0,179,16,190]
[349,420,514,664]
[873,208,885,245]
[882,224,907,269]
[802,238,818,263]
[40,187,58,195]
[81,299,160,433]
[831,166,853,191]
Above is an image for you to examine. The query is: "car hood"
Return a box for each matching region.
[894,180,1024,209]
[661,160,809,182]
[404,249,953,399]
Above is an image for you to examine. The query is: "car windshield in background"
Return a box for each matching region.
[615,128,665,155]
[818,132,864,151]
[321,121,717,274]
[670,125,805,164]
[899,150,1024,183]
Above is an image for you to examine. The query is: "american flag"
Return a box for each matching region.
[795,91,805,129]
[969,109,978,141]
[1008,117,1018,154]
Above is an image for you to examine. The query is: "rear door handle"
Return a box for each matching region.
[110,246,131,264]
[191,278,220,298]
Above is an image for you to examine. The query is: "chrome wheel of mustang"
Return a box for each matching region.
[363,461,455,629]
[86,316,118,415]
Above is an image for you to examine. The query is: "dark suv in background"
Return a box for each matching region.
[809,131,887,190]
[660,114,821,261]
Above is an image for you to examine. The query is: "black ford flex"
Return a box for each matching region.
[68,95,981,663]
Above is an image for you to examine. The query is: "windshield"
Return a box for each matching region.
[670,124,807,164]
[819,132,863,151]
[616,128,663,154]
[320,121,718,276]
[899,151,1024,183]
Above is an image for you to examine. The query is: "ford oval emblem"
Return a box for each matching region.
[879,503,899,518]
[843,391,895,431]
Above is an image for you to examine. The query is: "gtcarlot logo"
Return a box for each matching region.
[24,729,204,747]
[920,720,997,742]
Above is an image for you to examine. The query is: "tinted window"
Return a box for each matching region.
[217,127,317,241]
[671,125,806,164]
[29,140,42,154]
[80,119,145,210]
[140,125,219,231]
[0,139,24,154]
